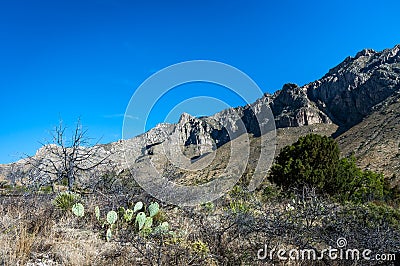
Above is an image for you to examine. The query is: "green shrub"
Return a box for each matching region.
[268,134,390,203]
[229,199,251,214]
[191,240,209,257]
[53,192,81,211]
[342,202,400,229]
[201,202,215,212]
[262,185,281,201]
[228,185,252,214]
[365,202,400,228]
[269,134,340,191]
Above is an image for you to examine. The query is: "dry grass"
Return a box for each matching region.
[0,191,399,266]
[0,164,398,265]
[0,191,203,266]
[1,221,37,265]
[0,195,142,266]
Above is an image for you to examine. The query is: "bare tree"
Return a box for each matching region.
[27,119,112,191]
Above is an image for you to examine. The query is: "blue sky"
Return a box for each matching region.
[1,0,400,163]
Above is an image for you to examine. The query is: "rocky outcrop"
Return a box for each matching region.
[270,83,331,127]
[305,44,400,127]
[174,113,217,158]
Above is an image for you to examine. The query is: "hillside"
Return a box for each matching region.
[1,45,400,187]
[337,91,400,180]
[1,45,400,266]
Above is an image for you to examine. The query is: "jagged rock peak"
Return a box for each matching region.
[282,83,300,91]
[178,112,196,124]
[305,44,400,127]
[354,48,376,59]
[270,83,331,127]
[325,44,400,76]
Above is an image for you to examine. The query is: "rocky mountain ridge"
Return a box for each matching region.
[179,44,400,153]
[306,44,400,129]
[1,44,400,183]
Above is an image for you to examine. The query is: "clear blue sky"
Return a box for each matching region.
[1,0,400,163]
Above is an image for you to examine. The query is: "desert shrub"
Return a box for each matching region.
[269,134,390,203]
[363,202,400,228]
[269,134,339,191]
[191,240,210,257]
[228,185,252,214]
[53,192,81,211]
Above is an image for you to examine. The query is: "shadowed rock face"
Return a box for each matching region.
[305,44,400,128]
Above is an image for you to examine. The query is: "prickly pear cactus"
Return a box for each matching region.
[135,212,146,230]
[144,217,153,228]
[106,228,112,242]
[159,221,169,231]
[133,201,143,212]
[95,206,100,221]
[107,210,118,225]
[72,203,84,217]
[154,222,169,234]
[148,202,159,218]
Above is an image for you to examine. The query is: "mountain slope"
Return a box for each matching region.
[337,91,400,179]
[1,44,400,186]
